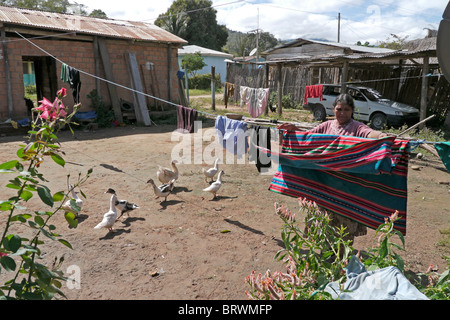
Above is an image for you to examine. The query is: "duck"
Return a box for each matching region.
[103,188,140,221]
[202,170,225,199]
[157,160,179,184]
[61,184,83,218]
[147,178,175,202]
[94,189,118,232]
[202,158,219,182]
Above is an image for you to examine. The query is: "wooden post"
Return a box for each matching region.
[341,61,349,93]
[167,44,172,102]
[420,56,429,128]
[1,26,13,118]
[264,65,269,115]
[97,38,123,123]
[277,63,282,117]
[211,66,215,111]
[93,36,101,96]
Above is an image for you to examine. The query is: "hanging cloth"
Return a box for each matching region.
[176,105,198,133]
[259,131,410,235]
[248,125,272,172]
[304,84,323,104]
[61,63,82,104]
[215,115,248,157]
[434,142,450,172]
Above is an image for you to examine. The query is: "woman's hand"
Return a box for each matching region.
[277,123,299,131]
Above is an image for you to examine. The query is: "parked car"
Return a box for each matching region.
[303,84,420,130]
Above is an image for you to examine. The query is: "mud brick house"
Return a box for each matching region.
[0,5,187,124]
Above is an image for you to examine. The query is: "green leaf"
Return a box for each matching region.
[64,212,78,229]
[58,239,73,249]
[0,201,13,211]
[37,186,53,207]
[0,160,18,170]
[34,215,45,227]
[4,234,22,253]
[20,190,33,201]
[50,153,65,167]
[0,256,16,272]
[52,191,65,202]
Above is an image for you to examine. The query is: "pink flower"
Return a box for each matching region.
[57,87,67,98]
[35,95,67,120]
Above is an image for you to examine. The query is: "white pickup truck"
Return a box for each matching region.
[303,84,420,130]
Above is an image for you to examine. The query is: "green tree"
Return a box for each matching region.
[181,51,206,76]
[378,33,409,50]
[225,29,280,57]
[89,9,108,19]
[155,0,228,51]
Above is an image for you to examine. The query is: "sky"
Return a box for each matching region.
[77,0,449,46]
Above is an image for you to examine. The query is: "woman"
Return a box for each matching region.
[277,93,388,242]
[278,93,387,138]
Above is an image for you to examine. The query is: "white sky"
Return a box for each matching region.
[77,0,449,45]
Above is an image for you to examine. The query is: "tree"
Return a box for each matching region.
[224,29,280,57]
[181,52,206,76]
[378,34,409,50]
[89,9,108,19]
[155,0,228,51]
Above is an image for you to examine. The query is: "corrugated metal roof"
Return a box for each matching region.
[0,5,187,44]
[179,45,233,58]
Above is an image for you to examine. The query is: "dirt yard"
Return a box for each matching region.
[0,106,449,300]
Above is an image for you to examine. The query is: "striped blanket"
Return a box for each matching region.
[264,132,410,234]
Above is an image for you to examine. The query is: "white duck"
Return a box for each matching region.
[94,189,118,232]
[203,170,225,199]
[202,158,219,182]
[62,184,83,218]
[157,160,179,184]
[147,178,174,202]
[103,188,140,221]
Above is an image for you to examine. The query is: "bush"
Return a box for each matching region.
[186,74,222,90]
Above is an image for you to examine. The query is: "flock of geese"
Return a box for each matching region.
[63,159,225,233]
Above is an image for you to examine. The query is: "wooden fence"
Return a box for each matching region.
[225,63,450,123]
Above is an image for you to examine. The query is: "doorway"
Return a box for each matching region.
[22,56,57,116]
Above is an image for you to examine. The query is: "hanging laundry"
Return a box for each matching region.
[240,86,270,118]
[176,105,198,133]
[434,142,450,172]
[239,86,248,108]
[304,84,323,105]
[248,125,272,173]
[61,63,82,104]
[224,82,235,108]
[259,131,410,235]
[215,115,248,157]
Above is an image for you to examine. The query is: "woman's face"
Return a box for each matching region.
[334,102,353,125]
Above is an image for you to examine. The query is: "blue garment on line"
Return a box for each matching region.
[215,115,248,157]
[324,256,428,300]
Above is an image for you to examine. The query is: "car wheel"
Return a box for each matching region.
[370,113,387,130]
[312,105,326,121]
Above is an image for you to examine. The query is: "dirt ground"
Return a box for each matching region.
[0,104,449,300]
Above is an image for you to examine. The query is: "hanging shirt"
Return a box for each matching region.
[215,115,248,157]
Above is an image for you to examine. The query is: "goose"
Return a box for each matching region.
[202,158,219,182]
[62,184,83,218]
[147,178,174,202]
[157,160,179,184]
[94,189,118,232]
[103,188,140,221]
[203,170,225,199]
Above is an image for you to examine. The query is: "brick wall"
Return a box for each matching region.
[0,34,181,121]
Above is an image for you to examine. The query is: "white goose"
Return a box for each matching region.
[147,178,174,202]
[202,158,219,182]
[62,184,83,218]
[157,160,179,184]
[94,189,118,232]
[203,170,225,199]
[103,188,140,221]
